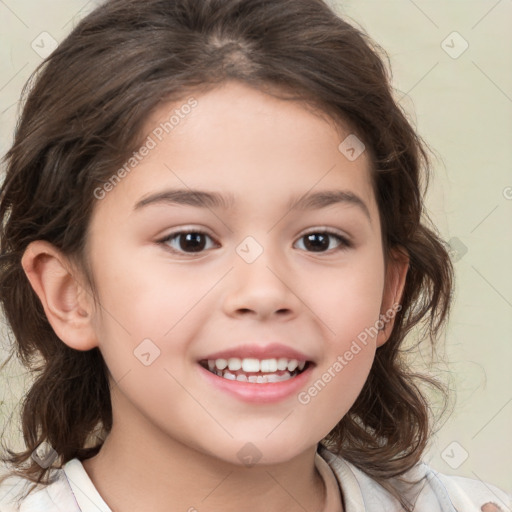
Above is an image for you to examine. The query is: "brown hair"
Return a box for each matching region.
[0,0,454,509]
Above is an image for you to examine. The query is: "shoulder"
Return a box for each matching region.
[429,471,512,512]
[0,467,81,512]
[318,445,512,512]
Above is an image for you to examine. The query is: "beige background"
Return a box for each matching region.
[0,0,511,494]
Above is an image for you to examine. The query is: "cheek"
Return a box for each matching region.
[90,240,209,337]
[88,243,221,391]
[304,246,385,344]
[294,247,384,428]
[295,347,374,445]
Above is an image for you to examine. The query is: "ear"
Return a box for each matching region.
[376,247,409,348]
[21,240,98,351]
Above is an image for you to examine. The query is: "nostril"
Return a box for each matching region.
[481,503,503,512]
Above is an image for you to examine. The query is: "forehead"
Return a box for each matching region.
[92,80,377,223]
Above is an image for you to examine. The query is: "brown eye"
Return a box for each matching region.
[162,231,216,254]
[295,231,351,253]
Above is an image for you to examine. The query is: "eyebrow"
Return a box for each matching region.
[134,188,371,221]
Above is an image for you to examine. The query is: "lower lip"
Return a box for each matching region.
[197,364,314,403]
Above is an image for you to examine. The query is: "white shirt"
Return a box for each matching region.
[1,445,510,511]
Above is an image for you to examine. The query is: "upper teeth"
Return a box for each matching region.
[207,358,306,373]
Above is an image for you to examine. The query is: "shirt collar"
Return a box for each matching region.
[63,458,112,512]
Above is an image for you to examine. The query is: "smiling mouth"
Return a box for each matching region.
[198,357,312,383]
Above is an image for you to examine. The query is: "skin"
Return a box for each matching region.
[22,80,408,512]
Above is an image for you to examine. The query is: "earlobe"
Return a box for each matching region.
[21,240,98,351]
[376,247,409,347]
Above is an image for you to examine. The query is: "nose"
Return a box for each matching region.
[222,244,301,321]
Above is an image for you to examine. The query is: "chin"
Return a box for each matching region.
[201,434,315,468]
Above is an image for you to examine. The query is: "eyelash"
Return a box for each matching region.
[157,228,352,256]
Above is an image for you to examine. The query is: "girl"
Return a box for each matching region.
[0,0,509,511]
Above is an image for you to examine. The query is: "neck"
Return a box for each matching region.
[82,416,327,512]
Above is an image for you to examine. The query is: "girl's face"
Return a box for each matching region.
[83,80,406,466]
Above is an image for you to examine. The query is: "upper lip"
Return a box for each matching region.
[199,343,313,363]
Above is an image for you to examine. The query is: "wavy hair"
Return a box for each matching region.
[0,0,454,509]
